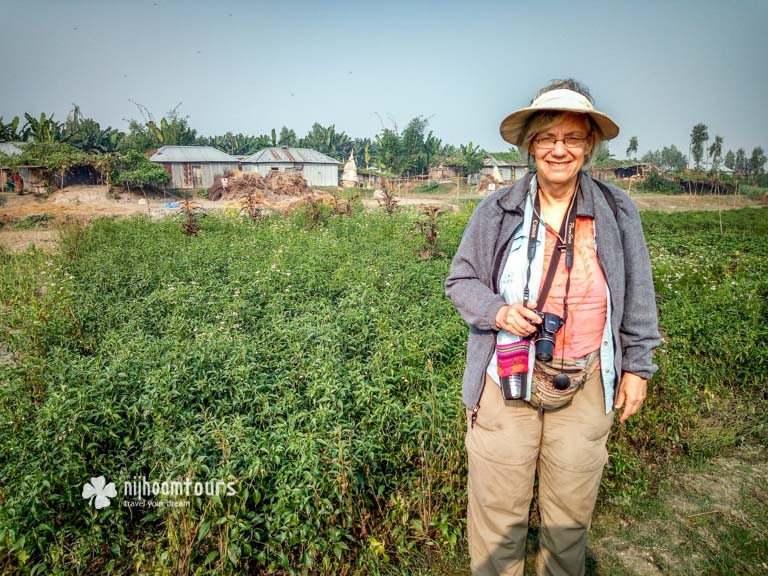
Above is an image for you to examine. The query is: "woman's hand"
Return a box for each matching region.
[495,301,541,337]
[614,372,647,422]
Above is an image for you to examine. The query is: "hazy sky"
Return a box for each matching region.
[3,0,766,158]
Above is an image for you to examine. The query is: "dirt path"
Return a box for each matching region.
[588,445,768,575]
[1,186,765,254]
[626,192,762,212]
[0,186,240,253]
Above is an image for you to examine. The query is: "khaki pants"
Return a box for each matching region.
[465,369,614,576]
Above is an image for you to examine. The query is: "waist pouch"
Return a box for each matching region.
[529,350,600,410]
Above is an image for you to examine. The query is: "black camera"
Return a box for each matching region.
[532,311,564,362]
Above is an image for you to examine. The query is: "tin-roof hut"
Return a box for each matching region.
[150,146,239,189]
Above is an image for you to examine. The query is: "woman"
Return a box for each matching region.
[445,79,660,576]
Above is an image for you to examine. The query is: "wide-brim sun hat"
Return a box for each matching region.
[499,88,620,147]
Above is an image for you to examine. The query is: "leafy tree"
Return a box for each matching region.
[458,142,485,176]
[400,116,429,175]
[690,123,709,170]
[424,132,443,170]
[626,136,638,159]
[735,148,747,175]
[113,150,171,190]
[488,148,523,163]
[724,150,736,171]
[299,123,352,161]
[196,132,268,156]
[352,138,374,167]
[642,145,687,172]
[708,135,724,173]
[661,145,688,172]
[250,134,272,152]
[374,128,402,174]
[748,147,766,181]
[278,126,297,147]
[439,143,458,160]
[0,116,23,141]
[120,103,197,152]
[22,112,63,142]
[3,141,95,187]
[592,141,614,165]
[641,149,661,166]
[62,105,122,153]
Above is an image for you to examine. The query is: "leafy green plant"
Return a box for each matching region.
[9,214,55,229]
[741,184,768,200]
[0,206,765,574]
[113,150,171,192]
[638,171,682,193]
[412,182,439,194]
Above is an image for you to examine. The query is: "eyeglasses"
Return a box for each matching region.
[533,135,589,150]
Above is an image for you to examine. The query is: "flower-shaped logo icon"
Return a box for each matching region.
[82,476,117,509]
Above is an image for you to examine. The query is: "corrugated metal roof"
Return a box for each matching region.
[242,147,341,165]
[0,142,24,157]
[149,146,238,163]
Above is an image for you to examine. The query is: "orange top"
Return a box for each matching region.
[540,216,607,359]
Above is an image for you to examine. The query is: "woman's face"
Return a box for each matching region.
[529,113,593,192]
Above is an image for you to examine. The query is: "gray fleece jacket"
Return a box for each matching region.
[445,171,660,410]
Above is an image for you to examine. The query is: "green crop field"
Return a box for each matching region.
[1,205,766,575]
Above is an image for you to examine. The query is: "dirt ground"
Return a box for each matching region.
[588,445,768,575]
[0,185,765,254]
[0,186,241,253]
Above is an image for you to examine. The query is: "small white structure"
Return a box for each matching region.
[340,151,359,188]
[150,146,239,189]
[241,147,341,187]
[491,162,503,183]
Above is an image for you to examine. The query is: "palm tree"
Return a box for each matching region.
[690,123,709,170]
[708,136,724,174]
[626,136,638,159]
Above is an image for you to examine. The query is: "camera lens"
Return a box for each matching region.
[535,339,554,362]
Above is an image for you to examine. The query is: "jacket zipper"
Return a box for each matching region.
[471,346,496,429]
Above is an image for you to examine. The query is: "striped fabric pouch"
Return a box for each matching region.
[496,340,530,400]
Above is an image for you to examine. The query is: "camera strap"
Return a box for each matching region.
[522,186,578,315]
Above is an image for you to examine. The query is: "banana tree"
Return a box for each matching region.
[458,141,485,177]
[0,116,23,141]
[22,112,63,142]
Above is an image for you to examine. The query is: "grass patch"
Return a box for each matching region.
[741,184,768,201]
[591,446,768,575]
[2,213,56,230]
[0,205,765,574]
